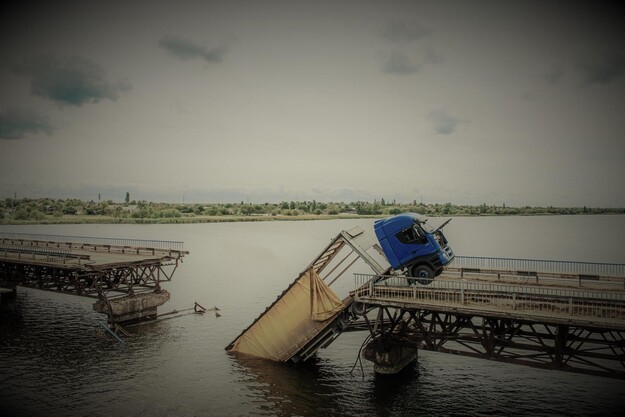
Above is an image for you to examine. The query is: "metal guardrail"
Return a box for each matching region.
[0,232,184,251]
[355,274,625,301]
[0,244,90,265]
[450,256,625,277]
[0,244,70,257]
[353,273,625,323]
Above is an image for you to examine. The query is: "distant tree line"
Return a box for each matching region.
[1,197,623,224]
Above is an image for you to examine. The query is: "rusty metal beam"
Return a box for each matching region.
[353,304,625,379]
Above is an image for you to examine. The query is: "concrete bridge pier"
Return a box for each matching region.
[93,290,170,324]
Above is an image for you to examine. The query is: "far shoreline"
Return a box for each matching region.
[2,211,624,226]
[2,198,623,226]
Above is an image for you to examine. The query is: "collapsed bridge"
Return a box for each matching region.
[226,224,625,379]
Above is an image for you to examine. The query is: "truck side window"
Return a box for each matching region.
[396,226,426,244]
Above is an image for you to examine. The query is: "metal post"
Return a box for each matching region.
[554,325,568,369]
[98,321,124,343]
[461,280,465,305]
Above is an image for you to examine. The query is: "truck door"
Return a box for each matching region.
[394,225,434,267]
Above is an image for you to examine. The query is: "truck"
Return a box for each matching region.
[374,212,454,284]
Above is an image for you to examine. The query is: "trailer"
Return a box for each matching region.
[225,225,390,362]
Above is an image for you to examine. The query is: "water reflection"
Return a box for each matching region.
[230,353,345,416]
[230,351,437,417]
[0,288,177,417]
[0,290,25,344]
[371,363,421,416]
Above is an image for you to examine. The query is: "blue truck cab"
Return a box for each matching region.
[374,213,454,283]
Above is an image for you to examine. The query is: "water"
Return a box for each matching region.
[1,215,625,416]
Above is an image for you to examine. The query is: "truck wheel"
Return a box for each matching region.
[351,302,367,316]
[409,265,434,285]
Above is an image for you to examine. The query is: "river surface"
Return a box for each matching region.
[1,215,625,416]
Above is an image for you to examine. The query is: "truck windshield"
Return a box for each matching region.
[415,220,432,233]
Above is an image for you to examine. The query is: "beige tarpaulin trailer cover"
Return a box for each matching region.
[226,226,389,362]
[227,267,347,361]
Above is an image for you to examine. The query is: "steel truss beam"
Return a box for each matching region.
[354,305,625,379]
[0,259,179,300]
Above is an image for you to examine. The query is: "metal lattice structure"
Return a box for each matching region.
[0,258,182,299]
[351,271,625,378]
[0,234,188,323]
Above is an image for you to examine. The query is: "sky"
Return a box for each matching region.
[1,0,624,207]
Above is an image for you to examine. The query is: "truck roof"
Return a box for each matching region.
[374,213,427,237]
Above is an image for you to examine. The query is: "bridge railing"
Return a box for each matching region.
[0,232,184,251]
[449,256,625,277]
[353,273,625,324]
[0,244,90,265]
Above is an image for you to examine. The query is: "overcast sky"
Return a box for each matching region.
[1,0,624,206]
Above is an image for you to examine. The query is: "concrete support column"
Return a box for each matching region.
[93,290,170,324]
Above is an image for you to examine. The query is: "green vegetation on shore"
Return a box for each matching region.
[1,197,623,225]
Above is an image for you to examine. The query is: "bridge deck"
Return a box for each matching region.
[0,234,187,270]
[0,234,189,302]
[353,272,625,331]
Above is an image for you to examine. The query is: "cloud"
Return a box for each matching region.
[382,49,441,76]
[380,19,439,76]
[0,106,55,140]
[519,91,539,101]
[544,63,564,85]
[382,19,430,42]
[11,54,131,106]
[576,52,625,86]
[428,109,464,135]
[159,34,227,63]
[382,51,421,75]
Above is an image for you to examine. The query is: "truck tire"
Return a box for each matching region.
[409,264,434,285]
[351,301,367,316]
